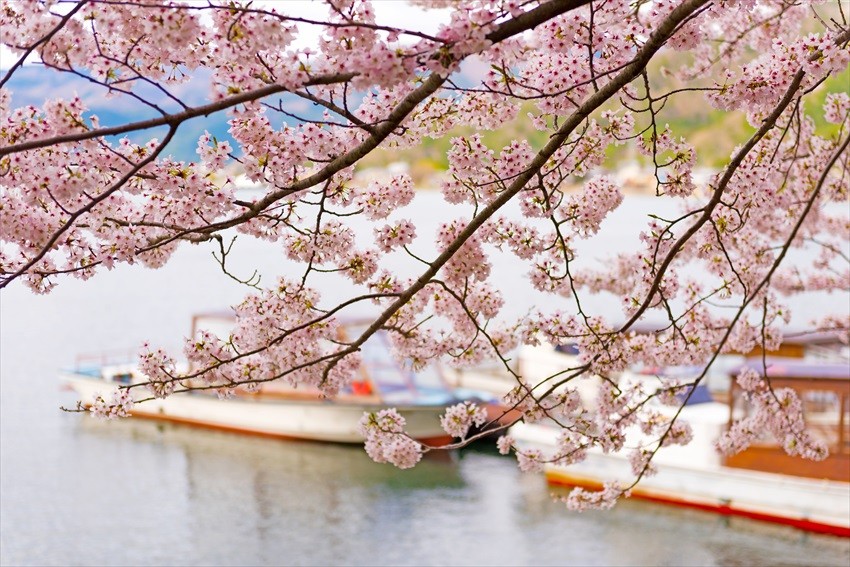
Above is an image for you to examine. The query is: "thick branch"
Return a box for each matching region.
[339,0,713,365]
[0,72,356,156]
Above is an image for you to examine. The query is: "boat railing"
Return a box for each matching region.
[73,349,137,372]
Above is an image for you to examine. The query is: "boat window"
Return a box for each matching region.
[724,363,850,481]
[730,384,849,453]
[346,328,452,402]
[358,332,412,392]
[408,362,445,391]
[112,372,133,385]
[801,390,849,455]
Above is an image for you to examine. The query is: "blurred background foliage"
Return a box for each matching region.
[356,54,849,187]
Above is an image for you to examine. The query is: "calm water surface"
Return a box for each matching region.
[2,196,848,566]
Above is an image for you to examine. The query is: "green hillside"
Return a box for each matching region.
[357,63,849,185]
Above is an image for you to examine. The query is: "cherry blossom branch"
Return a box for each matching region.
[329,0,713,375]
[0,72,357,157]
[618,132,850,488]
[1,126,179,285]
[0,1,88,89]
[618,68,806,334]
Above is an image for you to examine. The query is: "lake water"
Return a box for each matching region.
[2,195,848,566]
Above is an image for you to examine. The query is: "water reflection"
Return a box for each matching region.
[3,404,849,566]
[74,419,473,565]
[64,419,850,567]
[77,418,465,489]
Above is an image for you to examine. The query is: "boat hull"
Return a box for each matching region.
[63,373,453,445]
[511,422,850,537]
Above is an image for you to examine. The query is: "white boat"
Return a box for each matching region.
[445,343,585,398]
[65,371,459,444]
[62,324,491,445]
[510,360,850,537]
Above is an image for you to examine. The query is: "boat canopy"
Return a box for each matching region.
[725,357,849,482]
[355,330,456,405]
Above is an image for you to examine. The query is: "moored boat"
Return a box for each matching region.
[65,369,457,444]
[510,360,850,537]
[62,322,499,445]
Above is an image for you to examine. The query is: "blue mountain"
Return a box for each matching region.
[4,65,324,162]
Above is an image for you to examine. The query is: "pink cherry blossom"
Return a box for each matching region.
[1,0,847,513]
[440,401,488,438]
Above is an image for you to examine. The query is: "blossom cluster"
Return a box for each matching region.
[358,409,423,469]
[89,389,134,420]
[560,482,624,512]
[439,401,488,439]
[716,370,828,461]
